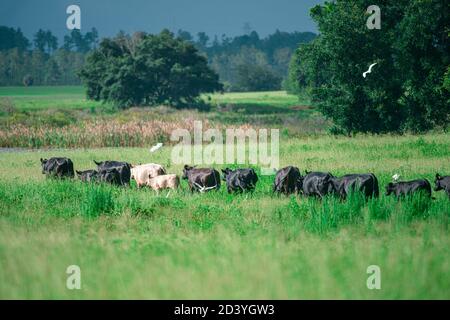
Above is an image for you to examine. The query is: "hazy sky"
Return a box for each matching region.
[1,0,324,42]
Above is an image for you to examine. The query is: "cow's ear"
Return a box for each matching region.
[76,170,82,175]
[436,173,441,180]
[93,160,100,165]
[305,170,310,174]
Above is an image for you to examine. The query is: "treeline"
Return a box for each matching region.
[0,26,98,86]
[286,0,449,134]
[177,29,316,91]
[0,25,316,90]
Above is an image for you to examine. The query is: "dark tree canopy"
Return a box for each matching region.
[63,28,99,53]
[79,30,223,108]
[236,64,282,92]
[34,29,58,54]
[288,0,450,134]
[0,26,29,51]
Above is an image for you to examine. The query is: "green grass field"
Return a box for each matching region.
[0,86,449,299]
[0,86,107,111]
[0,86,307,112]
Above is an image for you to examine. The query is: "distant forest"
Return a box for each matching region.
[0,25,316,91]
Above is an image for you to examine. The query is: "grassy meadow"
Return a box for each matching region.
[0,86,449,299]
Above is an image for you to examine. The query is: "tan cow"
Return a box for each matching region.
[146,174,180,191]
[131,163,166,188]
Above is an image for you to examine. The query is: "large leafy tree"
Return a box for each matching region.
[79,30,223,108]
[289,0,449,134]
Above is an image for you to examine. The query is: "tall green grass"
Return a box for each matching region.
[0,179,448,235]
[0,131,449,299]
[0,178,448,299]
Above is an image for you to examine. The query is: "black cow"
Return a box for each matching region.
[302,171,335,198]
[40,157,74,178]
[385,179,432,198]
[182,165,221,192]
[273,166,302,195]
[94,160,131,186]
[98,168,121,186]
[329,173,379,199]
[221,168,258,193]
[76,169,99,183]
[434,174,450,199]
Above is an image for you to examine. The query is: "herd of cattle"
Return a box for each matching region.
[40,157,450,199]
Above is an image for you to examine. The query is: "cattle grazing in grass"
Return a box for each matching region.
[94,160,131,186]
[76,169,99,182]
[40,157,74,179]
[182,165,221,193]
[273,166,302,195]
[146,174,179,191]
[98,168,121,186]
[131,163,166,188]
[329,173,379,199]
[385,179,432,198]
[302,171,335,198]
[434,174,450,199]
[222,168,258,193]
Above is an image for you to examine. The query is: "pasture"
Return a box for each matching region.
[1,134,449,299]
[0,87,449,299]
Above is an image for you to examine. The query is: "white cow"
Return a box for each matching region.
[131,163,166,188]
[146,174,180,191]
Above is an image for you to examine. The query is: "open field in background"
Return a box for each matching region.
[0,86,325,148]
[0,86,106,111]
[0,133,449,299]
[0,86,309,112]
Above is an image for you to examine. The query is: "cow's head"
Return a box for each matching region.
[385,182,395,196]
[221,168,232,181]
[435,173,444,191]
[40,158,48,173]
[182,165,196,180]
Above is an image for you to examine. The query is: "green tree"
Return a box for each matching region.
[34,29,58,54]
[235,64,281,92]
[63,28,98,53]
[79,30,222,108]
[289,0,449,133]
[0,26,29,51]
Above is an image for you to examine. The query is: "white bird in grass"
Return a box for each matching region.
[150,143,163,153]
[193,182,217,193]
[363,63,378,78]
[392,173,401,181]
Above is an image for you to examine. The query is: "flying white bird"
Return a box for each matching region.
[363,63,378,78]
[150,143,163,153]
[392,173,401,181]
